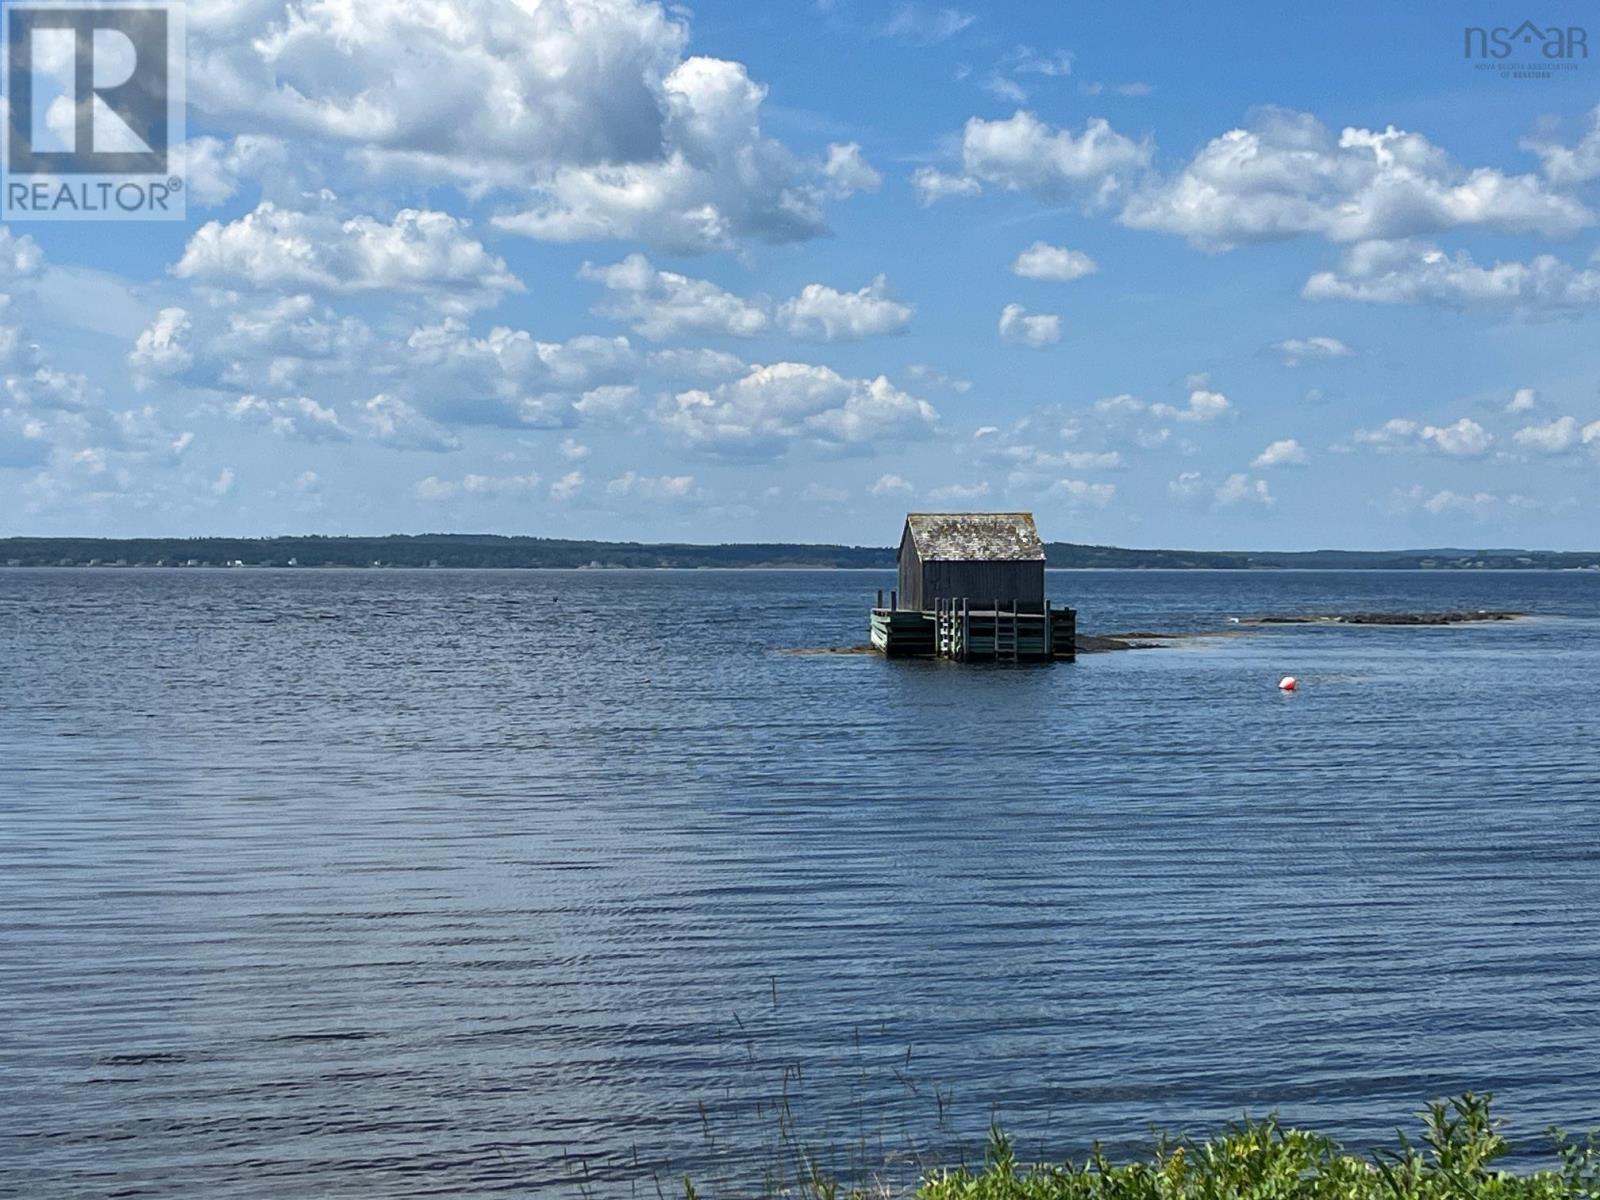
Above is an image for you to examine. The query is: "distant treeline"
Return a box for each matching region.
[1,535,1598,571]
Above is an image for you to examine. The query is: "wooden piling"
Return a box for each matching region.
[869,595,1076,663]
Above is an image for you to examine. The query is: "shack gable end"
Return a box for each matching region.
[896,523,923,610]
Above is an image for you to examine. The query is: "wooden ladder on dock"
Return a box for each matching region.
[994,600,1019,663]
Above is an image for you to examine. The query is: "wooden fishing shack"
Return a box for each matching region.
[870,512,1075,662]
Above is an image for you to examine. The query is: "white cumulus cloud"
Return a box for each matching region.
[580,254,770,340]
[549,470,585,501]
[229,394,354,443]
[1354,416,1492,457]
[361,393,461,452]
[581,257,911,342]
[1151,388,1231,423]
[606,470,696,499]
[663,362,937,459]
[911,167,983,206]
[128,308,195,382]
[1122,108,1591,249]
[188,0,855,253]
[1522,104,1600,185]
[822,142,882,196]
[1253,438,1308,467]
[998,303,1061,346]
[175,203,522,311]
[414,472,541,500]
[1050,478,1115,507]
[777,275,913,341]
[1270,336,1352,366]
[402,318,638,429]
[917,111,1150,207]
[1170,471,1273,507]
[1010,242,1098,282]
[1390,485,1521,520]
[1513,415,1600,455]
[1303,239,1600,311]
[1215,473,1274,507]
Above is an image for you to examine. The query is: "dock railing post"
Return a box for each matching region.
[890,588,897,611]
[877,588,883,610]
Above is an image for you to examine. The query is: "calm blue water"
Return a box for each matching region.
[3,568,1599,1197]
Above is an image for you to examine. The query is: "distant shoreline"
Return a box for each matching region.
[6,563,1600,574]
[4,535,1600,572]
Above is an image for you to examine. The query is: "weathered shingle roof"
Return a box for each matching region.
[903,512,1045,562]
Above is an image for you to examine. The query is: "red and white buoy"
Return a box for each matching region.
[1278,675,1298,692]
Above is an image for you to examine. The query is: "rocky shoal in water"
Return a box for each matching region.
[788,611,1528,656]
[1243,610,1525,626]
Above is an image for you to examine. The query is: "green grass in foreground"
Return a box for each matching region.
[687,1095,1600,1199]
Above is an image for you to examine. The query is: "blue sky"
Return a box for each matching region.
[3,0,1599,548]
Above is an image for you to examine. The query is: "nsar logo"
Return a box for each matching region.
[1464,21,1588,60]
